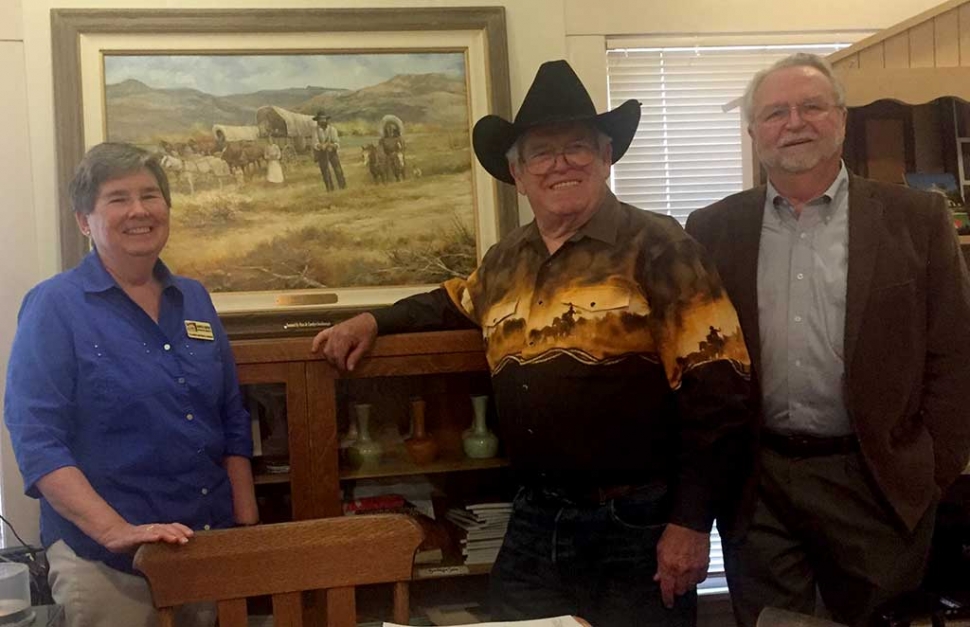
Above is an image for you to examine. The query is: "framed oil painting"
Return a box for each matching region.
[51,8,515,334]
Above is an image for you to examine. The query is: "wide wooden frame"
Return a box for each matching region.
[51,8,516,334]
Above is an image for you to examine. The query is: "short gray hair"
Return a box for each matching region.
[68,142,171,216]
[742,52,846,124]
[505,124,612,166]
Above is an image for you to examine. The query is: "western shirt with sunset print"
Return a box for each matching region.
[373,191,754,532]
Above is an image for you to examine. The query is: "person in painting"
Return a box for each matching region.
[312,110,346,192]
[264,138,284,185]
[309,60,755,626]
[685,53,970,627]
[4,142,259,627]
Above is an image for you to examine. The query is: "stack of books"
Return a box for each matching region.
[342,492,448,565]
[445,502,512,566]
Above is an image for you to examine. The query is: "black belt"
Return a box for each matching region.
[527,481,665,507]
[762,430,859,457]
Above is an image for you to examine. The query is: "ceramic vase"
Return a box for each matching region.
[347,403,382,468]
[405,398,439,465]
[463,395,499,459]
[338,411,359,467]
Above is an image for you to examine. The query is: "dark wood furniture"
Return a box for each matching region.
[231,329,495,520]
[134,515,423,627]
[231,328,512,625]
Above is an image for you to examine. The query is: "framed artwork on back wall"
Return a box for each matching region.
[51,8,515,336]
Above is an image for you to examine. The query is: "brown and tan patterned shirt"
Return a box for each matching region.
[373,191,753,531]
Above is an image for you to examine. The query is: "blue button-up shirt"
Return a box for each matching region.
[757,164,852,436]
[4,251,252,573]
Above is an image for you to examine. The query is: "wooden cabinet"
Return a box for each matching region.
[232,330,511,579]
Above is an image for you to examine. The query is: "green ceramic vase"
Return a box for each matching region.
[463,395,498,459]
[347,403,382,468]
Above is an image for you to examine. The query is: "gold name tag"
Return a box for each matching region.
[185,320,215,341]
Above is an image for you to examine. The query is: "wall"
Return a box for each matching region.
[564,0,946,36]
[0,0,955,545]
[0,0,41,548]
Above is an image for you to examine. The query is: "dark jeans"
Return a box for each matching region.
[315,149,346,191]
[489,484,697,627]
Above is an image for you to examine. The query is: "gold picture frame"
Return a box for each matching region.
[51,8,515,336]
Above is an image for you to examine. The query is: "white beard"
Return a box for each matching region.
[760,131,844,174]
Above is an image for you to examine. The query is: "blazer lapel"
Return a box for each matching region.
[844,175,882,368]
[731,189,766,376]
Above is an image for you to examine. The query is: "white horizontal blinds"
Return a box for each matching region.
[607,44,848,224]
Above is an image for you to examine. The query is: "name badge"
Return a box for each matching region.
[185,320,215,341]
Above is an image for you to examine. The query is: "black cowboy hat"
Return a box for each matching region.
[473,60,641,185]
[312,110,331,121]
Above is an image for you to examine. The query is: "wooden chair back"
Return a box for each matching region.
[134,514,424,627]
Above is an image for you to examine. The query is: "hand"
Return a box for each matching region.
[99,521,195,553]
[310,313,378,371]
[653,523,710,608]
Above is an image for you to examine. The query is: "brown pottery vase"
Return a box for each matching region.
[405,398,439,465]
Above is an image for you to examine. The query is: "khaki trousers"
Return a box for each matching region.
[47,540,215,627]
[724,449,936,627]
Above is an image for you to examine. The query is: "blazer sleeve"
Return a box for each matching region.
[921,197,970,488]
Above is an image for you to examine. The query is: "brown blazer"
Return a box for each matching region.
[686,174,970,532]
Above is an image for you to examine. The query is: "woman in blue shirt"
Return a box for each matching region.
[4,142,257,627]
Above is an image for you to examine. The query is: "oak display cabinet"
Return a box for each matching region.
[232,330,513,582]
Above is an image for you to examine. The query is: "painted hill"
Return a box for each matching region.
[104,80,342,143]
[300,73,468,127]
[104,72,469,144]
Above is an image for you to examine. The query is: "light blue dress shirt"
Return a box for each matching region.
[758,164,852,436]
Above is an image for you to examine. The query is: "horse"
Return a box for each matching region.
[221,141,264,179]
[159,153,195,195]
[362,144,387,184]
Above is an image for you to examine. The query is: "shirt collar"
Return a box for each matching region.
[522,188,621,250]
[766,161,848,221]
[78,250,177,293]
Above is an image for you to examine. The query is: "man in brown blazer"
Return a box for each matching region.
[686,52,970,627]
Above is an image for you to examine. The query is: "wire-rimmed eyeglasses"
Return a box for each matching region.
[521,142,599,175]
[755,101,841,127]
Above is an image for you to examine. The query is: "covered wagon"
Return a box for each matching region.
[255,105,317,155]
[212,124,260,148]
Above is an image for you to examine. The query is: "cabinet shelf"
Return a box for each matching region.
[341,455,509,481]
[232,329,499,605]
[253,472,290,485]
[413,560,493,580]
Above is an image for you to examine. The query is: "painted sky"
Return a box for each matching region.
[103,52,466,95]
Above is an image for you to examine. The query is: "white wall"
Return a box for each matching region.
[0,0,41,548]
[0,0,958,545]
[564,0,946,36]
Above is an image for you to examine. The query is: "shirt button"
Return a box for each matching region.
[793,315,803,323]
[203,524,211,531]
[795,359,802,367]
[186,413,194,421]
[527,428,534,435]
[177,377,186,384]
[796,273,804,280]
[521,384,529,391]
[163,343,171,351]
[799,233,807,239]
[201,488,208,495]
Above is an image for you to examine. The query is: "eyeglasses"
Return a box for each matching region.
[756,101,840,126]
[521,142,599,175]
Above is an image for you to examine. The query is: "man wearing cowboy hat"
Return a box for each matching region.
[312,110,346,192]
[311,60,754,626]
